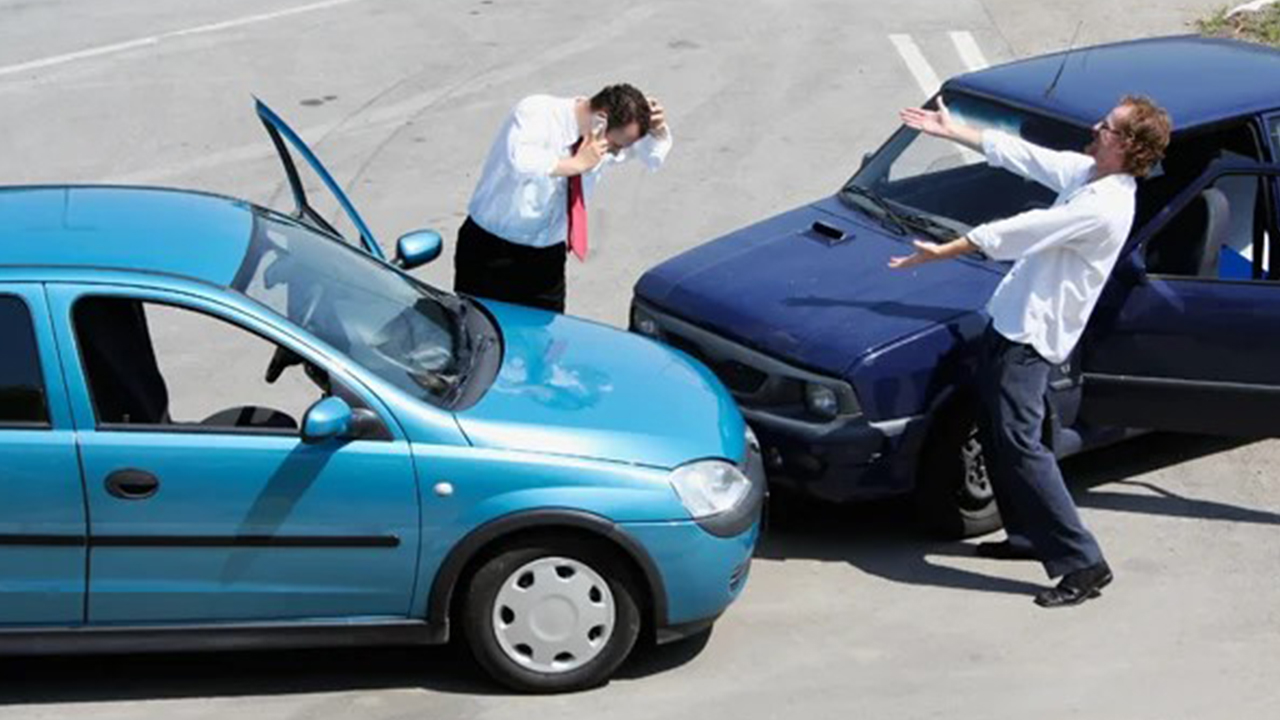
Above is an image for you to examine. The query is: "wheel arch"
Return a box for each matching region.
[427,509,668,641]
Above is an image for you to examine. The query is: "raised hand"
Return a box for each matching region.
[899,97,955,138]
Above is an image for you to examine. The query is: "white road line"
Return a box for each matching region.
[949,31,990,72]
[105,3,658,186]
[889,33,942,99]
[0,0,369,79]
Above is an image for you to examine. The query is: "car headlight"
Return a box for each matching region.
[805,383,840,420]
[669,460,752,518]
[630,304,663,339]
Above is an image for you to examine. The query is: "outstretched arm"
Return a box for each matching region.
[899,98,982,151]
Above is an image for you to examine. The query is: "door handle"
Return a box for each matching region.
[105,469,160,500]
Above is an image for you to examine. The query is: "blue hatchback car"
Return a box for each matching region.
[0,101,762,693]
[632,36,1280,537]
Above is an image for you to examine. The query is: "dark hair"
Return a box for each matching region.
[1117,95,1172,178]
[589,83,652,136]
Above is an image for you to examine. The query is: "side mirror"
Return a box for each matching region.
[394,229,444,270]
[859,152,873,171]
[302,396,352,444]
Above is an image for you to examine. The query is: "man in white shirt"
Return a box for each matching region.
[890,95,1171,607]
[455,83,672,313]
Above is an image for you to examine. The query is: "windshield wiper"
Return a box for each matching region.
[842,184,908,236]
[447,333,493,404]
[842,185,955,241]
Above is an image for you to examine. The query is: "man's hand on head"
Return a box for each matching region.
[648,98,668,138]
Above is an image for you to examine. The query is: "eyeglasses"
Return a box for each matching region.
[1096,120,1122,136]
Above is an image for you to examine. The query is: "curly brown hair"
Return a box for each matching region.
[589,83,652,136]
[1116,95,1172,178]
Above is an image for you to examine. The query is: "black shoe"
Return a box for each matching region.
[1034,561,1113,608]
[974,540,1038,561]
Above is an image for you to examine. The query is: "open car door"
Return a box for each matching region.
[255,98,385,261]
[1081,158,1280,436]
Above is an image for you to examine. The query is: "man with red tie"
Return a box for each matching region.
[454,84,672,313]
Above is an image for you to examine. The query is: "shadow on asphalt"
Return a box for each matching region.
[0,620,711,705]
[757,432,1269,594]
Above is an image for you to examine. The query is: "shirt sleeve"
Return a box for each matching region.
[968,196,1109,261]
[505,97,561,177]
[981,130,1095,194]
[614,125,673,171]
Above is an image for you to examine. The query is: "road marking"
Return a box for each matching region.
[105,2,659,186]
[949,31,990,71]
[889,33,942,99]
[0,0,369,79]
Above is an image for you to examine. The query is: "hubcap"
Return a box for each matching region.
[492,556,615,674]
[959,426,994,507]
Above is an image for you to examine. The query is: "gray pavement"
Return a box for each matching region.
[4,1,1280,718]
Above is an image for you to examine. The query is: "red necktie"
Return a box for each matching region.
[566,139,588,261]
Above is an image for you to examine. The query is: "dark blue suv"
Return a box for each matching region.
[631,36,1280,537]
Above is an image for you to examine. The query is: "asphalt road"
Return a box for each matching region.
[4,1,1280,718]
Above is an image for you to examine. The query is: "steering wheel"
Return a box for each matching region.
[265,286,324,384]
[265,345,303,384]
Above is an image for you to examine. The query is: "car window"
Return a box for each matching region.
[1145,169,1273,281]
[1270,116,1280,159]
[0,295,50,427]
[233,211,468,403]
[847,91,1091,235]
[73,296,330,433]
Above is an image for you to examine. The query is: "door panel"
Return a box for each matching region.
[48,285,419,624]
[1083,165,1280,435]
[79,431,419,623]
[0,287,86,626]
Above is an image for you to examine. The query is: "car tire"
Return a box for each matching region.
[461,537,642,693]
[913,406,1003,538]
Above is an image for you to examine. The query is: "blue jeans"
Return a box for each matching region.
[977,324,1104,578]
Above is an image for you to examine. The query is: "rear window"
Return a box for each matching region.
[0,295,50,426]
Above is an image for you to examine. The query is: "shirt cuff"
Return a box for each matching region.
[980,129,1006,166]
[643,127,673,170]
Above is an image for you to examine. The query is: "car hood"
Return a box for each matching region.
[634,195,1006,378]
[456,300,747,469]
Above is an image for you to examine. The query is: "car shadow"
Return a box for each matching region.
[757,432,1271,593]
[0,624,710,705]
[1066,432,1280,525]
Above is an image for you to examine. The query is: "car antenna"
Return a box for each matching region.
[1044,21,1084,99]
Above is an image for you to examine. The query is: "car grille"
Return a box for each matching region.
[666,334,769,394]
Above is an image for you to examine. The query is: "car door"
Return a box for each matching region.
[47,283,420,625]
[0,285,86,626]
[1081,159,1280,436]
[255,99,385,260]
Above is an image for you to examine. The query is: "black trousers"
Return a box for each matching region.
[453,217,567,313]
[976,324,1104,578]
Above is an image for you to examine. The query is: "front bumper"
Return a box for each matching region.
[621,517,758,639]
[620,443,764,640]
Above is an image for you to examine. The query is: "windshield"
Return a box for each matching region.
[232,211,467,403]
[844,91,1091,237]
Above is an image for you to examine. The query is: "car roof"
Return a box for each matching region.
[947,36,1280,132]
[0,185,255,287]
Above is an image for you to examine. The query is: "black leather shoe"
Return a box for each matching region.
[1034,561,1113,608]
[974,540,1038,561]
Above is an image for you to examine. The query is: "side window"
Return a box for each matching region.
[1270,116,1279,158]
[73,297,328,433]
[1145,171,1273,281]
[0,295,50,426]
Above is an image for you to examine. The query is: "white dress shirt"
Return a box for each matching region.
[466,95,673,248]
[967,130,1137,364]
